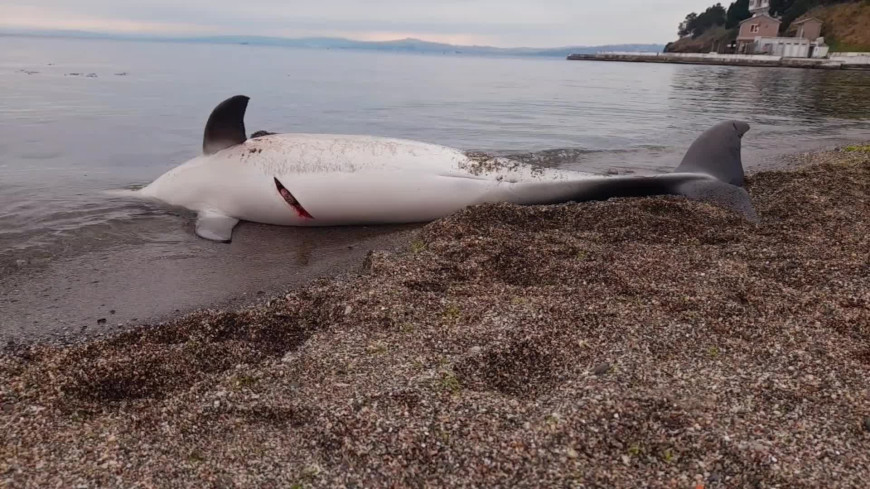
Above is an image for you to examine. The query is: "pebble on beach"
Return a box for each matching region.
[1,148,868,487]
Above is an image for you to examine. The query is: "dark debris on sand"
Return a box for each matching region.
[1,149,869,487]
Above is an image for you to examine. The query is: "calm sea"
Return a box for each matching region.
[1,36,869,341]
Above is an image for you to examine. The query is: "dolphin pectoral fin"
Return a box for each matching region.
[195,211,239,242]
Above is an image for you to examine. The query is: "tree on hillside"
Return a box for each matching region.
[726,0,752,28]
[688,3,727,37]
[769,0,796,16]
[679,12,698,37]
[779,0,816,29]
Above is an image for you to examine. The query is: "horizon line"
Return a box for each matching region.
[0,28,665,52]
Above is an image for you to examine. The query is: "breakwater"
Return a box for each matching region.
[567,52,870,70]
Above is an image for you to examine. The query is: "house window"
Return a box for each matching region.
[750,24,760,33]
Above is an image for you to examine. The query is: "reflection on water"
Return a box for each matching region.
[669,65,870,123]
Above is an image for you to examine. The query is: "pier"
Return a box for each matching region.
[567,52,870,70]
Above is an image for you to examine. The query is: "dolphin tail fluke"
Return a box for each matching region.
[674,120,750,187]
[669,120,756,220]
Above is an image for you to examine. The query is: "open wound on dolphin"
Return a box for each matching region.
[274,177,313,219]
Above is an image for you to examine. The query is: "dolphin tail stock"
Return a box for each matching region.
[515,120,757,219]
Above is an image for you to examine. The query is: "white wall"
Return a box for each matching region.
[755,37,810,58]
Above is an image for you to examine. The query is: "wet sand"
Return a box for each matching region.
[1,223,419,345]
[1,146,868,487]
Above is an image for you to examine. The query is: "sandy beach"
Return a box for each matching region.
[1,146,868,487]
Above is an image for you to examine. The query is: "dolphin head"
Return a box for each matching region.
[143,144,311,221]
[139,95,319,242]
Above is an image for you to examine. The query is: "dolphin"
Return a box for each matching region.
[137,95,755,242]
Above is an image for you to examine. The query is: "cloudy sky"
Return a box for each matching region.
[1,0,705,47]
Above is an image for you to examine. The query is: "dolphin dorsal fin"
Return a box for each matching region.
[203,95,249,155]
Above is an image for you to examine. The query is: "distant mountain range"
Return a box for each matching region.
[0,29,664,57]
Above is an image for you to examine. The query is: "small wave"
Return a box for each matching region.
[0,194,187,276]
[104,188,143,197]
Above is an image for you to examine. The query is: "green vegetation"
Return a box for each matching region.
[674,0,863,48]
[231,373,258,389]
[845,145,870,152]
[410,239,426,254]
[442,304,462,323]
[812,1,870,51]
[677,0,749,39]
[666,26,735,53]
[400,322,416,333]
[437,370,461,394]
[770,0,833,28]
[727,0,753,27]
[187,450,205,463]
[678,4,728,38]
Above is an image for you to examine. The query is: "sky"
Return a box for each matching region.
[0,0,707,47]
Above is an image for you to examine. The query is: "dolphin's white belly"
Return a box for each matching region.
[282,170,498,225]
[214,134,584,226]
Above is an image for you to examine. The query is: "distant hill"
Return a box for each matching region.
[184,36,665,57]
[0,30,664,58]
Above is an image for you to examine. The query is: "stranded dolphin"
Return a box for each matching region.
[137,95,756,242]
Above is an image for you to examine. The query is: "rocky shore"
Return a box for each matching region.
[1,148,868,487]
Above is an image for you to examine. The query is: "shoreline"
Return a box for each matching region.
[3,138,863,348]
[0,135,856,351]
[567,52,870,70]
[2,145,868,486]
[1,223,420,348]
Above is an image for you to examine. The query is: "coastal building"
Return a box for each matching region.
[746,35,828,58]
[754,36,811,57]
[793,17,823,40]
[748,0,770,15]
[736,8,828,57]
[737,14,781,53]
